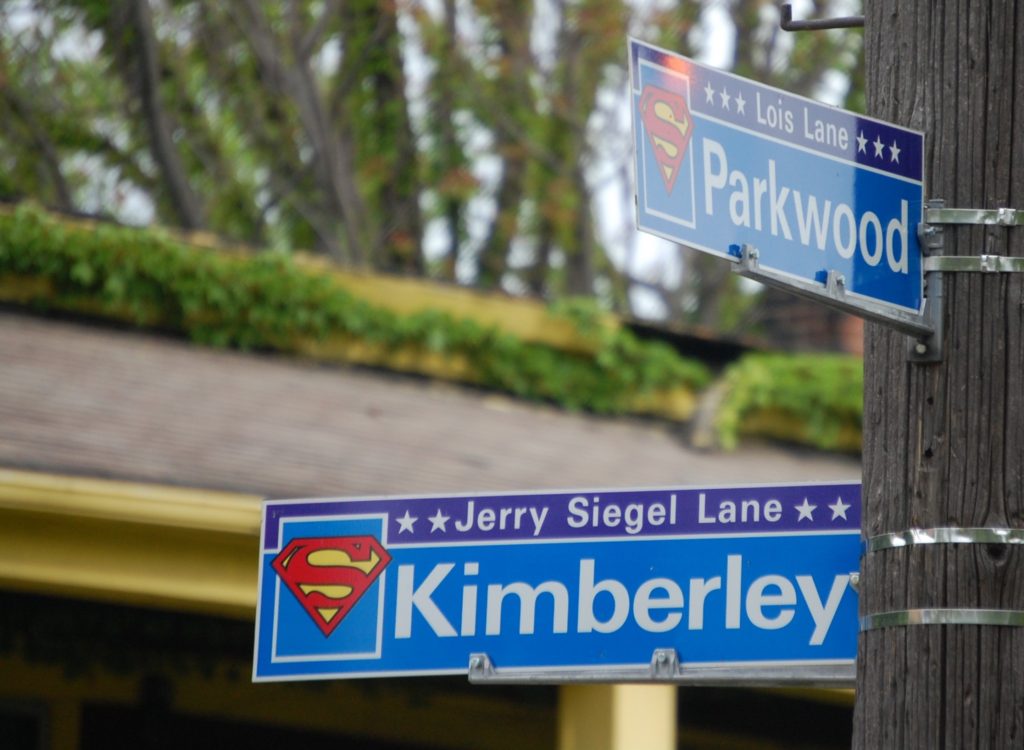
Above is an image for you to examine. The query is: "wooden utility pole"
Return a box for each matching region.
[854,0,1024,746]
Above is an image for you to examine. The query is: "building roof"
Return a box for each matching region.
[0,309,859,745]
[0,310,858,500]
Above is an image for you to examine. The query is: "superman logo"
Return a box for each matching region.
[272,535,391,637]
[640,84,693,194]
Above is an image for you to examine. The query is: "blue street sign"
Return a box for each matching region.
[253,483,861,684]
[630,38,925,318]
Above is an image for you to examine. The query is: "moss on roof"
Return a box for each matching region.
[0,202,863,452]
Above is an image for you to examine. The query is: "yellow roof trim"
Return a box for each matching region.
[0,468,261,618]
[0,468,262,533]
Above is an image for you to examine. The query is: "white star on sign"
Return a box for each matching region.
[857,131,868,154]
[795,498,817,521]
[428,508,450,533]
[873,135,885,158]
[889,140,901,163]
[719,87,731,110]
[829,496,851,521]
[734,92,746,115]
[704,81,716,104]
[396,510,417,534]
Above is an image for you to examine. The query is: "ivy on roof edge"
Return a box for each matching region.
[0,203,710,415]
[715,352,863,453]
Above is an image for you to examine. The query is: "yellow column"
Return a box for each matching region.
[50,699,81,750]
[558,684,676,750]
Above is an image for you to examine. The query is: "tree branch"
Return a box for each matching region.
[121,0,206,229]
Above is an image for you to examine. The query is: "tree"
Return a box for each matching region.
[854,0,1024,746]
[633,0,864,330]
[0,1,865,328]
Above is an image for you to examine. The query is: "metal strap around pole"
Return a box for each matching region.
[923,255,1024,273]
[861,608,1024,631]
[920,205,1024,274]
[864,527,1024,554]
[924,206,1024,226]
[908,200,1023,362]
[861,530,1024,630]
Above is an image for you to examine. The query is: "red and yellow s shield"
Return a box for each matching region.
[272,536,392,637]
[640,84,694,194]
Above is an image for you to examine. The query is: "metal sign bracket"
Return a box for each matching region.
[779,3,864,31]
[730,200,1023,363]
[468,650,685,685]
[910,199,1024,362]
[468,650,854,687]
[728,243,936,341]
[907,207,946,363]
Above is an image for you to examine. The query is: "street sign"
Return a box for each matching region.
[254,482,861,685]
[629,38,926,326]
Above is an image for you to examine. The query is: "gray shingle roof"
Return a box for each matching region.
[0,310,858,499]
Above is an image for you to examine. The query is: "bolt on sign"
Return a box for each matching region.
[254,483,860,684]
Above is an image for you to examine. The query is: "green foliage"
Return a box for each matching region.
[715,353,863,452]
[547,296,609,339]
[0,2,866,328]
[0,204,709,415]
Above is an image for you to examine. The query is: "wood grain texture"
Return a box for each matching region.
[855,1,1024,747]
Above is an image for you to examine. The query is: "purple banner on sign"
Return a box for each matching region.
[629,42,922,182]
[263,483,860,550]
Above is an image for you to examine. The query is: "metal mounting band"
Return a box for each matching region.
[730,244,934,338]
[924,207,1024,226]
[861,608,1024,631]
[923,255,1024,273]
[864,527,1024,554]
[467,651,855,687]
